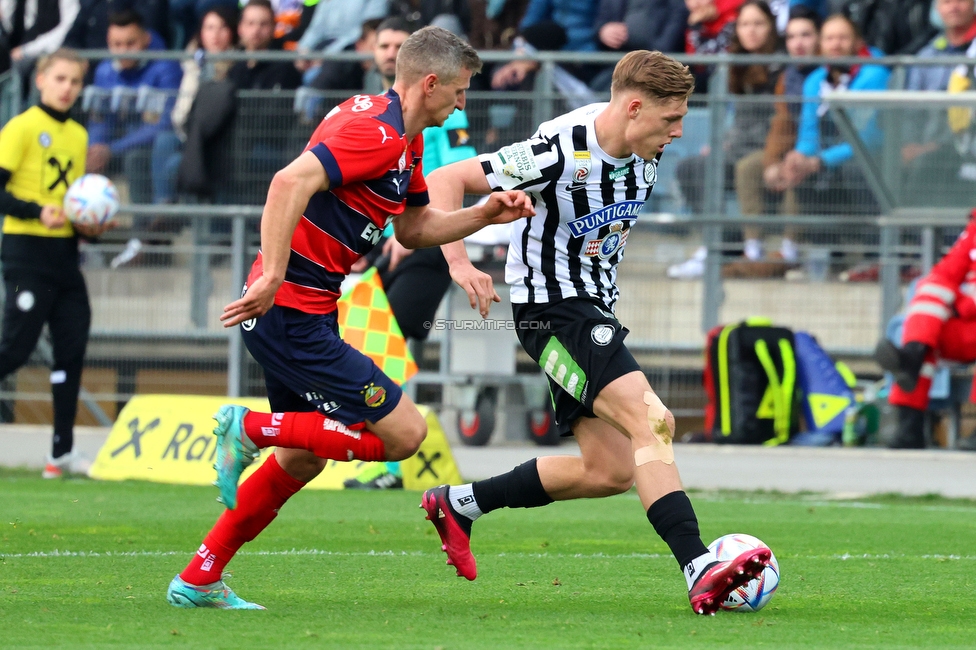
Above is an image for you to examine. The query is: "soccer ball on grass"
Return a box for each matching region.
[708,533,779,612]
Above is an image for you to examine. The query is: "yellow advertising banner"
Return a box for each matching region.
[89,395,462,491]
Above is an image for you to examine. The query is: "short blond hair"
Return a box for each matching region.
[36,48,87,75]
[822,13,862,41]
[611,50,694,101]
[396,25,482,84]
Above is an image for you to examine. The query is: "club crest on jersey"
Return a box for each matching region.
[573,151,591,183]
[591,324,614,346]
[644,159,658,185]
[361,382,387,407]
[567,200,643,237]
[584,222,629,260]
[38,132,51,148]
[398,148,407,172]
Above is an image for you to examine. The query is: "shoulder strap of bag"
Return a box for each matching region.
[716,323,740,437]
[754,337,797,446]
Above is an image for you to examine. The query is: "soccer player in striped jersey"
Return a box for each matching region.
[166,26,534,610]
[421,50,771,616]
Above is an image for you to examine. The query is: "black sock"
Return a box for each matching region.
[646,491,709,568]
[471,459,554,514]
[901,341,929,377]
[52,378,78,459]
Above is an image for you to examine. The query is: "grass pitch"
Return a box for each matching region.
[2,469,975,649]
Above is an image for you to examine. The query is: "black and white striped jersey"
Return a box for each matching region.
[479,103,659,313]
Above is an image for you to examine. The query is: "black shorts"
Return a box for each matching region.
[513,298,641,436]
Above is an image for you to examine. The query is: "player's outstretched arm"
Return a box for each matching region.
[398,158,496,248]
[221,151,328,327]
[394,190,533,250]
[429,158,500,318]
[427,158,491,212]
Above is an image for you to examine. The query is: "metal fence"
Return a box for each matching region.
[0,50,974,424]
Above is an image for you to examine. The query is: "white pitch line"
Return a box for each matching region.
[655,493,976,514]
[3,549,976,561]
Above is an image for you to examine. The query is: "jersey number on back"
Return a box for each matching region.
[351,95,374,113]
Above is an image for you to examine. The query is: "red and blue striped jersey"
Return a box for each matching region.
[247,89,428,314]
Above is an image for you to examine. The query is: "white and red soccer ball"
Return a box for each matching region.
[708,533,780,612]
[63,174,120,226]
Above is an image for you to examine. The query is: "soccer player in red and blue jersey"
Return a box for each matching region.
[166,26,535,610]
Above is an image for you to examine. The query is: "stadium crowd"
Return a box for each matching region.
[1,0,974,233]
[1,0,974,292]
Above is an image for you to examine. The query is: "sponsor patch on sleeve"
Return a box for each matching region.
[488,141,544,190]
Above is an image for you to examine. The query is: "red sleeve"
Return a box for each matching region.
[714,0,744,27]
[308,118,401,188]
[406,135,428,207]
[928,217,976,289]
[697,0,742,39]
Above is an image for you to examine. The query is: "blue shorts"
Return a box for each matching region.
[241,304,402,426]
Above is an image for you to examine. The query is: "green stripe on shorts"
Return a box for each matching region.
[539,336,587,402]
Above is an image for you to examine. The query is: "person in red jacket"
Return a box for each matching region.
[685,0,743,54]
[875,209,976,449]
[684,0,744,92]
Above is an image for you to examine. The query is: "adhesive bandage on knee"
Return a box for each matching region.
[634,391,675,466]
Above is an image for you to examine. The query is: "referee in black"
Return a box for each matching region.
[0,49,113,478]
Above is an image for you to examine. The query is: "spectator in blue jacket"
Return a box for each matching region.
[589,0,688,91]
[781,13,890,215]
[491,0,600,89]
[522,0,599,51]
[86,9,182,204]
[595,0,688,53]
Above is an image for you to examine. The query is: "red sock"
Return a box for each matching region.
[180,454,304,586]
[242,411,385,461]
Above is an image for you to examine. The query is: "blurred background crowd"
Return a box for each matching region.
[1,0,973,228]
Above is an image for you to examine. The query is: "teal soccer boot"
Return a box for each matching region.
[166,575,265,610]
[212,405,259,509]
